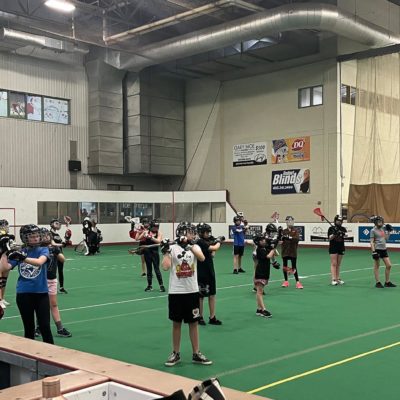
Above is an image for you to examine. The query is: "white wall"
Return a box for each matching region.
[184,59,339,222]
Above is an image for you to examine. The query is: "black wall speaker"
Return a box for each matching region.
[68,160,81,172]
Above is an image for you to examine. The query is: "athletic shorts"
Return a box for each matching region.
[47,279,58,296]
[233,245,244,256]
[198,278,216,298]
[376,249,389,259]
[168,292,200,323]
[254,278,268,287]
[329,246,345,255]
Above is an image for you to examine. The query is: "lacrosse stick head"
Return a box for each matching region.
[313,208,325,221]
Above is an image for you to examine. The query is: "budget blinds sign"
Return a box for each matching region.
[233,142,267,167]
[271,169,310,194]
[359,226,400,244]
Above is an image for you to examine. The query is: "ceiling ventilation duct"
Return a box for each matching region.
[104,2,400,71]
[0,27,88,54]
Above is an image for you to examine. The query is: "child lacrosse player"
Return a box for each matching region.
[281,216,302,289]
[370,216,396,288]
[328,215,347,286]
[231,215,248,274]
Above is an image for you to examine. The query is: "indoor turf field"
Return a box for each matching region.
[1,244,400,400]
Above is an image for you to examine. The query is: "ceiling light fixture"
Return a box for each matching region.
[45,0,76,13]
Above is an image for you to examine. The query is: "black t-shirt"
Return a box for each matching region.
[144,232,160,253]
[328,226,347,249]
[196,238,215,278]
[47,246,61,280]
[255,246,270,280]
[50,230,62,244]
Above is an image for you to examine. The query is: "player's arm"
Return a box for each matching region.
[136,230,147,241]
[0,253,11,272]
[328,227,336,240]
[151,232,163,244]
[161,252,172,271]
[208,242,221,252]
[191,244,205,262]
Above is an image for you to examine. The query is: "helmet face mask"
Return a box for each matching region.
[285,216,294,228]
[40,228,51,246]
[372,215,384,227]
[233,216,241,224]
[20,224,42,247]
[176,221,196,238]
[150,219,160,232]
[265,223,277,235]
[0,219,9,235]
[197,223,212,238]
[50,219,61,230]
[334,215,343,226]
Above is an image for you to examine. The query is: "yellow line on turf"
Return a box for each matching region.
[247,341,400,394]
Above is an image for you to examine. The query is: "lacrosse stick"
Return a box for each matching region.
[313,208,334,226]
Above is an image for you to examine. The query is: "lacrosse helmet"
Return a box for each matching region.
[20,224,41,246]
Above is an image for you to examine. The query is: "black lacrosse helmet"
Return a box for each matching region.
[176,221,197,237]
[334,215,343,224]
[265,223,278,234]
[82,217,92,229]
[253,233,265,246]
[0,219,9,235]
[150,219,160,231]
[40,227,52,245]
[371,215,384,226]
[197,222,212,237]
[141,217,150,227]
[50,218,61,229]
[233,215,241,223]
[20,224,41,246]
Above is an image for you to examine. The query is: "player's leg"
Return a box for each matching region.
[336,254,344,285]
[282,256,289,287]
[330,254,338,285]
[383,255,396,287]
[35,293,54,344]
[152,253,165,291]
[165,294,182,366]
[48,280,71,337]
[238,246,245,272]
[143,252,153,291]
[140,254,146,277]
[373,257,382,287]
[16,293,36,339]
[292,258,303,288]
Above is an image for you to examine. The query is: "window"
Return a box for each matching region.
[9,92,26,119]
[44,97,69,124]
[26,95,42,121]
[341,84,357,106]
[38,202,59,225]
[175,203,193,222]
[154,203,173,223]
[298,85,323,108]
[134,203,153,219]
[59,202,79,223]
[350,86,357,105]
[118,203,134,223]
[107,184,134,191]
[0,91,7,117]
[211,203,226,222]
[193,203,211,222]
[99,203,117,224]
[80,202,98,223]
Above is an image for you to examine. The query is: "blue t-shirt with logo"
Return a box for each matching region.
[9,247,49,293]
[231,224,246,246]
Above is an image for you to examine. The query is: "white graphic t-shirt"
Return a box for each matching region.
[168,244,199,294]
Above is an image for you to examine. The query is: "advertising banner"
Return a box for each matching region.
[271,137,310,164]
[233,142,267,167]
[359,226,400,244]
[228,225,263,240]
[271,169,310,194]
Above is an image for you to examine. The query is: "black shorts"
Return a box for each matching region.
[233,245,244,256]
[198,277,216,297]
[168,292,200,323]
[376,249,389,259]
[329,246,345,255]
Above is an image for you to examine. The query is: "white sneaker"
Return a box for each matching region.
[331,280,338,286]
[0,300,6,309]
[3,299,10,306]
[337,279,345,285]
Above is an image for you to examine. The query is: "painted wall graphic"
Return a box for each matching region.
[271,137,310,164]
[44,97,69,124]
[0,91,7,117]
[233,142,267,167]
[9,92,25,119]
[271,169,310,194]
[26,95,42,121]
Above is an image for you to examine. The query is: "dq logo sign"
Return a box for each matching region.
[291,139,305,151]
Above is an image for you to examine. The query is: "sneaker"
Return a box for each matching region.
[272,261,280,270]
[165,351,181,367]
[59,287,68,294]
[0,300,6,309]
[331,280,338,286]
[57,327,72,338]
[141,272,146,277]
[2,299,10,306]
[34,327,41,337]
[238,268,246,273]
[337,279,345,285]
[192,352,212,365]
[375,282,384,288]
[160,285,166,292]
[258,309,272,318]
[252,287,257,292]
[256,309,263,316]
[385,281,396,288]
[281,281,289,288]
[233,270,239,274]
[209,316,222,325]
[296,281,304,289]
[198,317,206,326]
[144,286,153,292]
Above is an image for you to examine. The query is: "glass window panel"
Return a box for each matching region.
[37,202,58,225]
[312,86,323,106]
[99,203,117,224]
[44,97,69,124]
[134,203,153,219]
[299,88,311,108]
[154,203,173,223]
[26,95,42,121]
[9,92,26,119]
[119,203,134,223]
[0,91,8,117]
[107,184,119,190]
[193,203,211,223]
[211,203,226,223]
[59,202,79,224]
[80,202,98,223]
[350,87,357,106]
[174,203,193,222]
[119,185,133,191]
